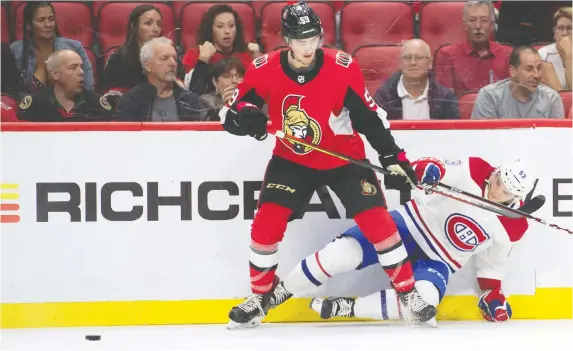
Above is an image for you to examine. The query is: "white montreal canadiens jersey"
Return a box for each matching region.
[395,157,529,282]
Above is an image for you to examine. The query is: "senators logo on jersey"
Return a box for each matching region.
[281,95,321,155]
[444,214,490,252]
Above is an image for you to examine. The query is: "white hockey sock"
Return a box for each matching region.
[283,237,363,295]
[354,289,401,320]
[353,281,440,320]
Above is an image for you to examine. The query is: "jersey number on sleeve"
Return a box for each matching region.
[364,89,379,110]
[228,88,240,107]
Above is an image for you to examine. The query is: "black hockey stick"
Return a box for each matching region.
[270,130,573,235]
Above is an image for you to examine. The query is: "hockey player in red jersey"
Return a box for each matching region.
[266,157,538,326]
[220,1,436,328]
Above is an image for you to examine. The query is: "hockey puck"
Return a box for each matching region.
[85,335,101,341]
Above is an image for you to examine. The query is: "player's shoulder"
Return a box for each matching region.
[249,51,281,71]
[321,48,356,70]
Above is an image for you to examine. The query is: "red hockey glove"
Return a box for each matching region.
[478,289,512,322]
[237,102,268,141]
[380,150,418,192]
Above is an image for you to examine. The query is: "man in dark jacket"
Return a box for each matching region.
[374,39,459,120]
[118,37,206,121]
[17,50,115,122]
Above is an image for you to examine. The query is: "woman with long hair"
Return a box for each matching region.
[103,4,185,93]
[10,2,94,94]
[183,4,261,95]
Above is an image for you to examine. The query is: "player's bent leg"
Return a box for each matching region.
[311,281,442,322]
[312,259,449,323]
[270,231,368,309]
[354,207,416,292]
[284,235,365,293]
[228,203,292,329]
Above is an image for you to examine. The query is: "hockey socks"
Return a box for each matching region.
[354,207,415,293]
[249,203,292,294]
[354,281,440,320]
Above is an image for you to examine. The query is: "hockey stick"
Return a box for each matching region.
[269,130,573,235]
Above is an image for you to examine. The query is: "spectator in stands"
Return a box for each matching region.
[497,1,569,46]
[103,4,184,94]
[17,50,114,122]
[118,37,205,122]
[539,7,572,90]
[183,4,261,95]
[434,0,512,96]
[200,57,245,121]
[1,42,22,97]
[471,46,565,119]
[374,39,459,120]
[10,2,93,94]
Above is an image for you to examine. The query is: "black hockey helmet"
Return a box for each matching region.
[281,1,323,40]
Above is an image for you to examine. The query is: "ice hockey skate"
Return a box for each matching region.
[269,281,293,309]
[227,293,272,330]
[397,287,438,327]
[310,297,355,319]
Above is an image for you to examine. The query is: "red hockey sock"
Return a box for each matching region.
[354,207,415,293]
[249,203,292,294]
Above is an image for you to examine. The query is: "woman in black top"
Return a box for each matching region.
[103,4,183,92]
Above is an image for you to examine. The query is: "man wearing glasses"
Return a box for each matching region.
[374,39,460,120]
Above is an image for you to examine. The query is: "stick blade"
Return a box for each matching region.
[519,195,546,214]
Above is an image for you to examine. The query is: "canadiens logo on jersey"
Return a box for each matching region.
[281,95,321,155]
[444,214,490,252]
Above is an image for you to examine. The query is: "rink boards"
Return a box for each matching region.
[1,120,572,328]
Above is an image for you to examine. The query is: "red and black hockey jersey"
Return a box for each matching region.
[220,48,400,170]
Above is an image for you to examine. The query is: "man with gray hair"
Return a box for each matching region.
[118,37,205,121]
[472,46,565,119]
[17,49,114,122]
[434,0,513,96]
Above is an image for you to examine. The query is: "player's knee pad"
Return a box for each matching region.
[251,203,293,245]
[318,236,364,275]
[413,260,450,303]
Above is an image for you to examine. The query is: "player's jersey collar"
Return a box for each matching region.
[280,49,324,85]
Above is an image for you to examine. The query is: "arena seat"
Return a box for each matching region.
[98,2,174,54]
[14,1,94,47]
[352,44,402,96]
[568,106,572,119]
[531,42,552,51]
[559,90,572,117]
[180,2,256,51]
[2,5,10,44]
[93,1,168,17]
[419,2,467,54]
[260,1,336,53]
[340,2,414,55]
[1,95,19,123]
[457,91,478,120]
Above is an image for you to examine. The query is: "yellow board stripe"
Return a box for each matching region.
[0,193,19,200]
[0,184,19,190]
[0,288,570,329]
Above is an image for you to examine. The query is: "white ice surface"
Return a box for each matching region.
[1,320,572,351]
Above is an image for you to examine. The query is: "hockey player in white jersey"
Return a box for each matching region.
[267,156,537,324]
